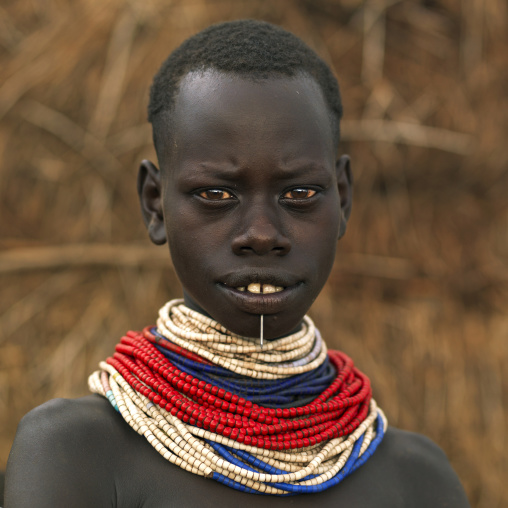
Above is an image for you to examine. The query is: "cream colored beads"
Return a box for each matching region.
[88,300,388,494]
[156,300,327,379]
[90,361,386,491]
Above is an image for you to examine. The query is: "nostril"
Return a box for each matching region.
[232,239,291,256]
[231,213,291,256]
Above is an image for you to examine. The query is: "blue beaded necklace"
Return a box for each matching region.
[152,327,336,407]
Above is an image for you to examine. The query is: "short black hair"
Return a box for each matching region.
[148,20,343,148]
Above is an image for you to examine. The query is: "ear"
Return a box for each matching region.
[336,154,353,239]
[137,159,167,245]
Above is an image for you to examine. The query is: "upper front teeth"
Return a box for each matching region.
[248,283,261,293]
[239,283,284,294]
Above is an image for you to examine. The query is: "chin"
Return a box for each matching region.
[219,309,306,340]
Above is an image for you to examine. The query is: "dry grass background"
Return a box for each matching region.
[0,0,507,505]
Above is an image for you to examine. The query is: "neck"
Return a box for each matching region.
[182,291,304,340]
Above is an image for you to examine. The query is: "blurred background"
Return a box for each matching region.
[0,0,507,505]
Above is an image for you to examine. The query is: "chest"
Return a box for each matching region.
[114,440,406,508]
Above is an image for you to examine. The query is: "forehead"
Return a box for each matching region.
[156,70,335,171]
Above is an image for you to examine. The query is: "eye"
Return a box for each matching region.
[198,189,234,200]
[282,188,317,200]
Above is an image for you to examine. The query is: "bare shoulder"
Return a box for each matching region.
[8,395,124,454]
[14,394,119,433]
[5,395,128,508]
[376,427,471,507]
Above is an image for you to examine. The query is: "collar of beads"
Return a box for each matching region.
[88,300,387,495]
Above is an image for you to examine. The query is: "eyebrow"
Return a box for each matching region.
[179,161,331,183]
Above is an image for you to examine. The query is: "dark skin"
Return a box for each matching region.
[5,71,470,507]
[147,71,350,340]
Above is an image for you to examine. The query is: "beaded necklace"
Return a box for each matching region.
[89,300,387,495]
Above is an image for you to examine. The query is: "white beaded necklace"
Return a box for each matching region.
[156,300,328,380]
[89,300,387,495]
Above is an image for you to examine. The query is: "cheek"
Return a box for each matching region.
[164,203,225,284]
[167,223,203,277]
[303,207,340,282]
[302,202,340,249]
[165,204,198,275]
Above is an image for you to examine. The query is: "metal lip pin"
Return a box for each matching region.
[260,314,264,348]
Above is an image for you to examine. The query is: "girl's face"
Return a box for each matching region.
[145,70,351,339]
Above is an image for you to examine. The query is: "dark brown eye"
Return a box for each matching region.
[283,188,316,199]
[199,189,233,200]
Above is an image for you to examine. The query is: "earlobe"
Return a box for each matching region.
[137,159,167,245]
[336,155,353,239]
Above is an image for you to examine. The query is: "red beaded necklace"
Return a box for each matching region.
[106,328,372,451]
[89,302,387,495]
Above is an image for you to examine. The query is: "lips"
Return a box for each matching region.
[217,270,303,314]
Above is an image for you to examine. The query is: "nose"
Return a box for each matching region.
[231,205,291,256]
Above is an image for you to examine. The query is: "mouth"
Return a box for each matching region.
[217,271,303,315]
